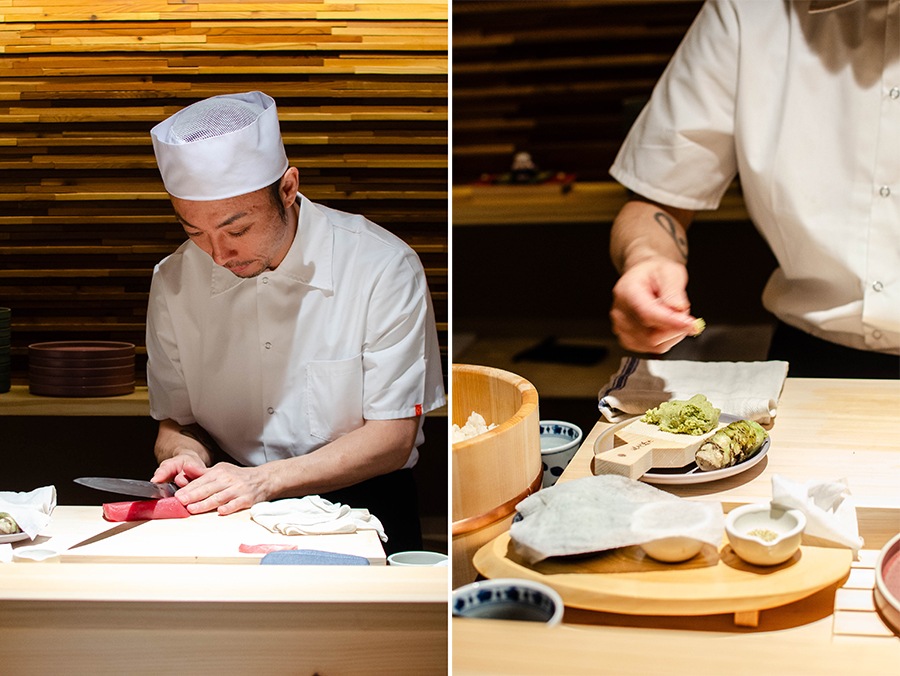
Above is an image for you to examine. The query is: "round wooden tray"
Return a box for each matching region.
[473,531,852,627]
[28,341,135,360]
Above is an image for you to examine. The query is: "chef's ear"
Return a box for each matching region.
[278,167,299,209]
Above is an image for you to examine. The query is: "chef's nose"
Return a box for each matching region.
[208,236,233,265]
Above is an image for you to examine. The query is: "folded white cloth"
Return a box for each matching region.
[0,485,56,539]
[771,474,863,556]
[509,474,724,564]
[250,496,387,543]
[598,358,789,424]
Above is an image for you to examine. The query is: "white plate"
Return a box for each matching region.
[592,413,770,485]
[0,531,31,544]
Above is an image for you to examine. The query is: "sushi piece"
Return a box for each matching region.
[695,420,768,471]
[102,497,191,522]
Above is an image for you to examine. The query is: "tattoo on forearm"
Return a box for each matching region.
[653,211,688,261]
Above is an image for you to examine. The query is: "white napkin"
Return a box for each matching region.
[770,474,863,556]
[509,474,724,564]
[598,358,789,424]
[250,496,387,543]
[0,485,56,539]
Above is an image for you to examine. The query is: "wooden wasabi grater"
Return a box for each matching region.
[593,420,722,480]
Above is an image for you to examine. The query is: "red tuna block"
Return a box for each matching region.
[102,497,191,522]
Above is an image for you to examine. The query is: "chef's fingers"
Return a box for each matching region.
[610,298,695,353]
[610,260,696,353]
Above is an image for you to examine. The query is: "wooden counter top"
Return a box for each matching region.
[453,377,900,672]
[0,506,447,674]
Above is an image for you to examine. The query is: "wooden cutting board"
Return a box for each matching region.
[31,506,386,565]
[473,531,852,626]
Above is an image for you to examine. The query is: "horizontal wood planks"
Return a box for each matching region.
[0,2,448,384]
[452,0,701,183]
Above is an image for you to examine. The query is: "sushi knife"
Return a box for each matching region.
[74,477,178,500]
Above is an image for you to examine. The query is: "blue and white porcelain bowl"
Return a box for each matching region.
[452,578,564,625]
[539,420,583,488]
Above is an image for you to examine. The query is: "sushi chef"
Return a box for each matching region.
[146,91,445,553]
[607,0,900,378]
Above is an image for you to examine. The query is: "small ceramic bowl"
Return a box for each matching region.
[874,532,900,635]
[13,546,61,563]
[725,503,806,566]
[641,536,705,563]
[387,550,449,567]
[452,578,564,625]
[539,420,583,488]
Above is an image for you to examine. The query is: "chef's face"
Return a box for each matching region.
[170,168,299,278]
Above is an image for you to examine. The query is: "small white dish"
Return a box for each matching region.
[452,578,564,626]
[725,503,806,566]
[641,536,705,563]
[593,413,771,485]
[0,532,31,545]
[387,550,449,567]
[13,546,60,563]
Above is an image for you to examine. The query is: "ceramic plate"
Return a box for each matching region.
[592,413,770,485]
[0,531,31,544]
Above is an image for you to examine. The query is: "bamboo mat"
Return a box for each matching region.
[833,549,898,643]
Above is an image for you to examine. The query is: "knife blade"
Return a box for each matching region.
[74,477,178,500]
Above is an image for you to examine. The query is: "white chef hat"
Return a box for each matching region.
[150,91,289,201]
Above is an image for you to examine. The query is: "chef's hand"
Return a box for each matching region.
[172,462,271,515]
[152,450,209,488]
[610,256,700,354]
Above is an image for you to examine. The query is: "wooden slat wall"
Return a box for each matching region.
[451,0,777,335]
[452,0,702,184]
[0,0,448,383]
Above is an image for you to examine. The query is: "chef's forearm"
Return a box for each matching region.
[610,198,695,273]
[264,417,419,498]
[153,418,214,466]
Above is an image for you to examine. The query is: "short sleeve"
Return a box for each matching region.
[361,248,444,420]
[146,263,196,425]
[610,0,741,210]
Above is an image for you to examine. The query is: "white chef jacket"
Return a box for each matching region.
[146,193,446,469]
[610,0,900,354]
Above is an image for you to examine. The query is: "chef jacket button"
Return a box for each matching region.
[267,407,275,415]
[264,341,272,349]
[873,281,884,292]
[879,185,891,198]
[262,277,269,284]
[891,87,900,100]
[873,330,883,340]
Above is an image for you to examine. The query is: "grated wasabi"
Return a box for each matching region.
[641,394,721,435]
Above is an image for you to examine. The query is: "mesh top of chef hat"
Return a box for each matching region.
[150,91,289,201]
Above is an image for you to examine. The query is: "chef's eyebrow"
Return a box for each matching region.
[175,210,249,230]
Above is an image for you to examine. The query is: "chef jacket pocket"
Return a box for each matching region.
[307,355,365,442]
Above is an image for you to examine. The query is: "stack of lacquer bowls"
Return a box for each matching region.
[28,341,135,397]
[0,308,10,393]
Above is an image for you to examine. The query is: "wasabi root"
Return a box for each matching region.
[695,420,768,471]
